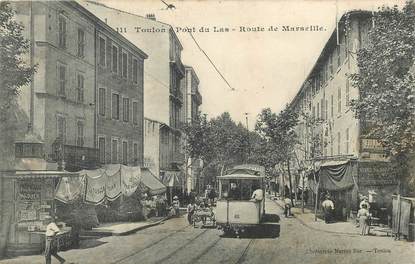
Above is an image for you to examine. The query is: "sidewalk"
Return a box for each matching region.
[81,215,171,237]
[272,198,392,236]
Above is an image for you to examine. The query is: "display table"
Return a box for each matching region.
[31,227,73,252]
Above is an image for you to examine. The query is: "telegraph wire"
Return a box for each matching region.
[188,31,235,91]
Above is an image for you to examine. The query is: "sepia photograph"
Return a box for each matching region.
[0,0,414,263]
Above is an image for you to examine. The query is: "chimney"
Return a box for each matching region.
[146,14,156,21]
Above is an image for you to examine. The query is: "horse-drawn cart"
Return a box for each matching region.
[192,207,216,228]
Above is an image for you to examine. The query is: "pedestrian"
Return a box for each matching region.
[172,196,180,217]
[251,185,264,202]
[187,202,195,225]
[359,196,371,210]
[357,204,371,236]
[322,195,335,224]
[44,216,66,264]
[208,188,217,205]
[284,196,292,217]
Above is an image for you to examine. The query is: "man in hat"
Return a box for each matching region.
[359,196,371,210]
[44,216,66,264]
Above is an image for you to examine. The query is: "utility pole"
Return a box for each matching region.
[244,112,250,160]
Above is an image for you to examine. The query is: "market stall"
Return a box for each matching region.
[0,170,78,257]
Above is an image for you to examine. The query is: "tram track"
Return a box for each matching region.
[234,239,255,264]
[186,236,222,264]
[110,224,192,264]
[110,221,257,264]
[156,228,210,263]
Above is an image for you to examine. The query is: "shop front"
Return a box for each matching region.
[317,160,359,221]
[308,159,398,223]
[357,161,398,225]
[161,170,183,204]
[0,170,78,257]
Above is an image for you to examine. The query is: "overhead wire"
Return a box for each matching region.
[188,31,235,91]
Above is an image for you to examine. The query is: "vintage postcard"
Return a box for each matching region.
[0,0,414,263]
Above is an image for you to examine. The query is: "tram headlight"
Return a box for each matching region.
[223,192,228,198]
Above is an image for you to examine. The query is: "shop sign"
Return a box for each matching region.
[39,212,51,220]
[19,210,37,221]
[359,163,397,186]
[85,175,106,204]
[17,181,41,201]
[106,170,122,201]
[361,138,384,153]
[122,165,141,196]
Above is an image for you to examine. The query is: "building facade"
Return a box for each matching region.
[95,21,147,167]
[289,11,398,219]
[82,1,186,184]
[181,66,203,193]
[12,1,97,171]
[143,118,161,177]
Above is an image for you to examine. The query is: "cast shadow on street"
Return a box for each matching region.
[78,239,108,249]
[220,213,281,239]
[263,213,280,223]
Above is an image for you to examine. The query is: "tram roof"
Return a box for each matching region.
[217,173,264,180]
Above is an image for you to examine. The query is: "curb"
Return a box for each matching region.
[270,199,360,236]
[116,216,172,236]
[81,216,172,238]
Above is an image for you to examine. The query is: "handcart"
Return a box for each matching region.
[192,207,216,228]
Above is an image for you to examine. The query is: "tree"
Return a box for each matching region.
[0,1,36,169]
[349,1,415,193]
[255,106,299,205]
[182,112,254,192]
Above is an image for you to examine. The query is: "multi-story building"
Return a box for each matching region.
[143,118,161,177]
[181,66,203,193]
[82,1,186,186]
[289,11,398,219]
[12,1,97,171]
[95,20,147,167]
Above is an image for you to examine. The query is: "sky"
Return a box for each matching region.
[98,0,403,129]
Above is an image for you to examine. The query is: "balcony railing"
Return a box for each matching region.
[170,88,183,103]
[194,90,202,105]
[170,58,185,77]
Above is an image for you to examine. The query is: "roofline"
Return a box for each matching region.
[83,0,183,50]
[184,65,200,84]
[69,1,148,59]
[144,117,167,127]
[289,10,371,110]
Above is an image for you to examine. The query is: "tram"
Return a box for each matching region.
[215,165,266,236]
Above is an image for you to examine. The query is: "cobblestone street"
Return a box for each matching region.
[1,199,413,264]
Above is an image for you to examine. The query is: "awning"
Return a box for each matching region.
[162,170,183,187]
[141,168,166,195]
[2,170,79,179]
[320,160,349,168]
[217,174,264,180]
[55,176,83,203]
[318,160,357,191]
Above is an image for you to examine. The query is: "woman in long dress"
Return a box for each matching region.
[357,204,370,235]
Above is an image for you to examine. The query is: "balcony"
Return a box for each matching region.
[170,88,183,104]
[170,58,185,77]
[194,90,202,105]
[49,144,99,170]
[172,152,185,165]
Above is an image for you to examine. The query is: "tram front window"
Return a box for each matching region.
[221,180,259,200]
